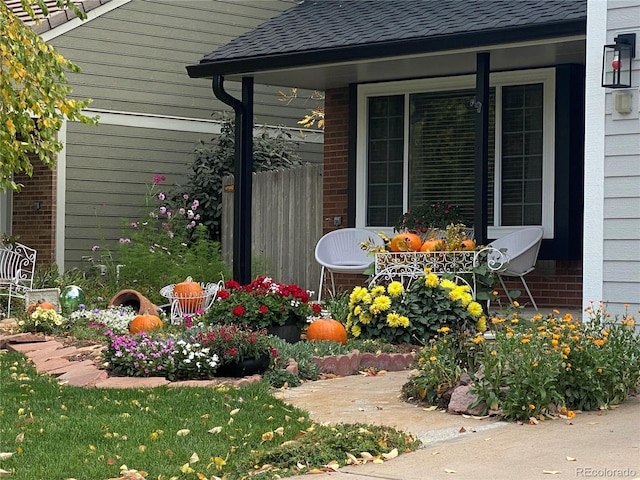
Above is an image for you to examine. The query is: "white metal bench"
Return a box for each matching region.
[0,242,37,317]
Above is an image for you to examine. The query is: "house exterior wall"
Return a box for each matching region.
[321,86,583,308]
[12,159,56,265]
[601,1,640,314]
[11,0,324,271]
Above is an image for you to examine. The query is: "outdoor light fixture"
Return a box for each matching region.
[602,33,636,89]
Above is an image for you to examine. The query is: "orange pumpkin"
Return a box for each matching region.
[306,318,347,345]
[129,313,163,334]
[390,233,422,252]
[461,239,476,251]
[420,239,442,252]
[173,276,204,312]
[27,301,56,314]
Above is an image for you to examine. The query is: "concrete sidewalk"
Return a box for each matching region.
[274,371,640,480]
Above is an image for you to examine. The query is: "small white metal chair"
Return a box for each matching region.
[314,228,384,301]
[488,227,544,310]
[0,242,37,317]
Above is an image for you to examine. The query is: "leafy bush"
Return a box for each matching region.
[179,115,304,239]
[115,178,230,304]
[406,305,640,421]
[394,201,467,233]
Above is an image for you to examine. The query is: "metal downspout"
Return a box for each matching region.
[212,75,254,284]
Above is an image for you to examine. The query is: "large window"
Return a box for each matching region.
[356,70,555,238]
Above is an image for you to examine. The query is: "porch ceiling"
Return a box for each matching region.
[217,37,586,90]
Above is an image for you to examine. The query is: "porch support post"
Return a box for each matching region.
[212,75,254,284]
[474,52,490,245]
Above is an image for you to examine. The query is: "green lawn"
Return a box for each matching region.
[0,350,418,480]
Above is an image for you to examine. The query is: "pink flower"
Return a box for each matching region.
[158,193,166,201]
[153,174,166,184]
[259,305,269,314]
[119,238,131,244]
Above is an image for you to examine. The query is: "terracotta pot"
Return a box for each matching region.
[108,289,157,315]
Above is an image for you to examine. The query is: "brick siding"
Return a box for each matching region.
[321,87,583,310]
[12,159,56,266]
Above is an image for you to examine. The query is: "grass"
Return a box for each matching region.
[0,350,419,480]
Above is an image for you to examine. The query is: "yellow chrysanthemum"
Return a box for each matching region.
[476,316,487,332]
[369,295,391,314]
[362,293,372,305]
[429,356,437,362]
[351,325,361,337]
[359,314,372,325]
[387,281,404,297]
[353,305,362,316]
[425,273,439,288]
[440,279,457,291]
[467,301,483,318]
[437,326,450,334]
[386,312,401,328]
[472,335,484,344]
[399,315,410,327]
[370,286,385,297]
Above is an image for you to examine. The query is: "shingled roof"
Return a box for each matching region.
[3,0,113,34]
[187,0,586,81]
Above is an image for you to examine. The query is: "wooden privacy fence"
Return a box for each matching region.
[222,165,322,292]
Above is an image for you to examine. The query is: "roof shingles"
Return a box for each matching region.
[200,0,586,63]
[3,0,113,34]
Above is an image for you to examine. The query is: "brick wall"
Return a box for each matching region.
[12,160,56,266]
[321,87,583,309]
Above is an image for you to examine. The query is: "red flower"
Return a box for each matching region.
[312,303,322,314]
[259,305,269,314]
[225,280,241,290]
[217,290,230,300]
[232,305,246,316]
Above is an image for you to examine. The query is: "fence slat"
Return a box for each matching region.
[222,165,322,293]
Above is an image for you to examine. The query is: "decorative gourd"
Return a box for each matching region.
[306,318,347,345]
[461,239,476,251]
[129,313,163,334]
[420,239,442,252]
[27,301,56,314]
[173,276,204,312]
[390,233,422,252]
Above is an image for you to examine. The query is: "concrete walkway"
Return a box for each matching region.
[2,331,639,480]
[276,371,640,480]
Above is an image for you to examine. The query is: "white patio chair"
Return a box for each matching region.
[488,227,544,310]
[314,228,384,301]
[0,242,37,317]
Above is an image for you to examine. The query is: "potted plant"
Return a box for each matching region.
[191,324,277,377]
[204,276,322,342]
[394,201,468,235]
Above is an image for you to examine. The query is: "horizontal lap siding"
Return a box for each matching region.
[63,122,207,269]
[602,2,640,314]
[49,0,318,127]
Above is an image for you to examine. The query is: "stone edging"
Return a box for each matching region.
[1,333,416,389]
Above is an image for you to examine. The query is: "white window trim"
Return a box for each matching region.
[356,69,555,239]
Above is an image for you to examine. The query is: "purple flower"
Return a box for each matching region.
[78,304,86,310]
[119,238,131,244]
[158,193,166,201]
[191,200,199,210]
[159,206,167,214]
[183,194,189,200]
[153,175,166,184]
[179,208,185,215]
[130,222,138,228]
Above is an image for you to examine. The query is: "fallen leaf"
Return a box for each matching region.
[176,429,190,437]
[432,451,440,455]
[229,408,240,416]
[274,427,284,436]
[261,431,274,441]
[14,433,23,443]
[382,448,398,460]
[566,457,576,461]
[0,469,11,477]
[180,463,194,474]
[444,468,457,473]
[325,461,340,471]
[189,452,199,464]
[373,457,384,464]
[543,470,561,474]
[0,453,14,461]
[529,417,540,425]
[345,453,360,465]
[423,406,438,411]
[208,427,223,434]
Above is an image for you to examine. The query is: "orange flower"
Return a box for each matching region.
[567,410,576,419]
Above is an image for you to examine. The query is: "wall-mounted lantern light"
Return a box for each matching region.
[602,33,636,88]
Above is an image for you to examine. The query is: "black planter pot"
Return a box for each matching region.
[215,354,270,378]
[267,315,302,343]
